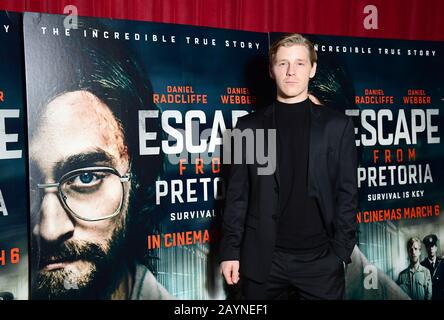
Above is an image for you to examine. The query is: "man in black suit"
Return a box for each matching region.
[219,33,358,300]
[421,234,444,300]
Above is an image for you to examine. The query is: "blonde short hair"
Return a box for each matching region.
[407,237,422,249]
[269,33,317,66]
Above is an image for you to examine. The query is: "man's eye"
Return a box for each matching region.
[62,171,109,195]
[79,172,96,184]
[68,172,105,187]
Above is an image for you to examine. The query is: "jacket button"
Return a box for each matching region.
[273,186,278,193]
[272,214,278,220]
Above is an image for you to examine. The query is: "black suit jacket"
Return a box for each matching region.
[220,101,359,282]
[421,257,444,300]
[421,257,442,278]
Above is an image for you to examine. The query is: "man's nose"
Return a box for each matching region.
[286,63,297,76]
[35,192,75,243]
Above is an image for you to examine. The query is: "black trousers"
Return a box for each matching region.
[242,247,345,300]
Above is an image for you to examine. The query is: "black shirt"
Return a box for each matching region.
[274,98,329,252]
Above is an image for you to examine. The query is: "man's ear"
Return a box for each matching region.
[309,62,317,79]
[269,64,275,79]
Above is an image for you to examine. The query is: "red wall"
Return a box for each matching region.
[0,0,443,41]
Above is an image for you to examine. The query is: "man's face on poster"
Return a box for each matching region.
[408,241,421,264]
[426,245,437,259]
[30,90,131,299]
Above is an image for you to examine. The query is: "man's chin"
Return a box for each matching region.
[33,261,97,300]
[280,88,306,100]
